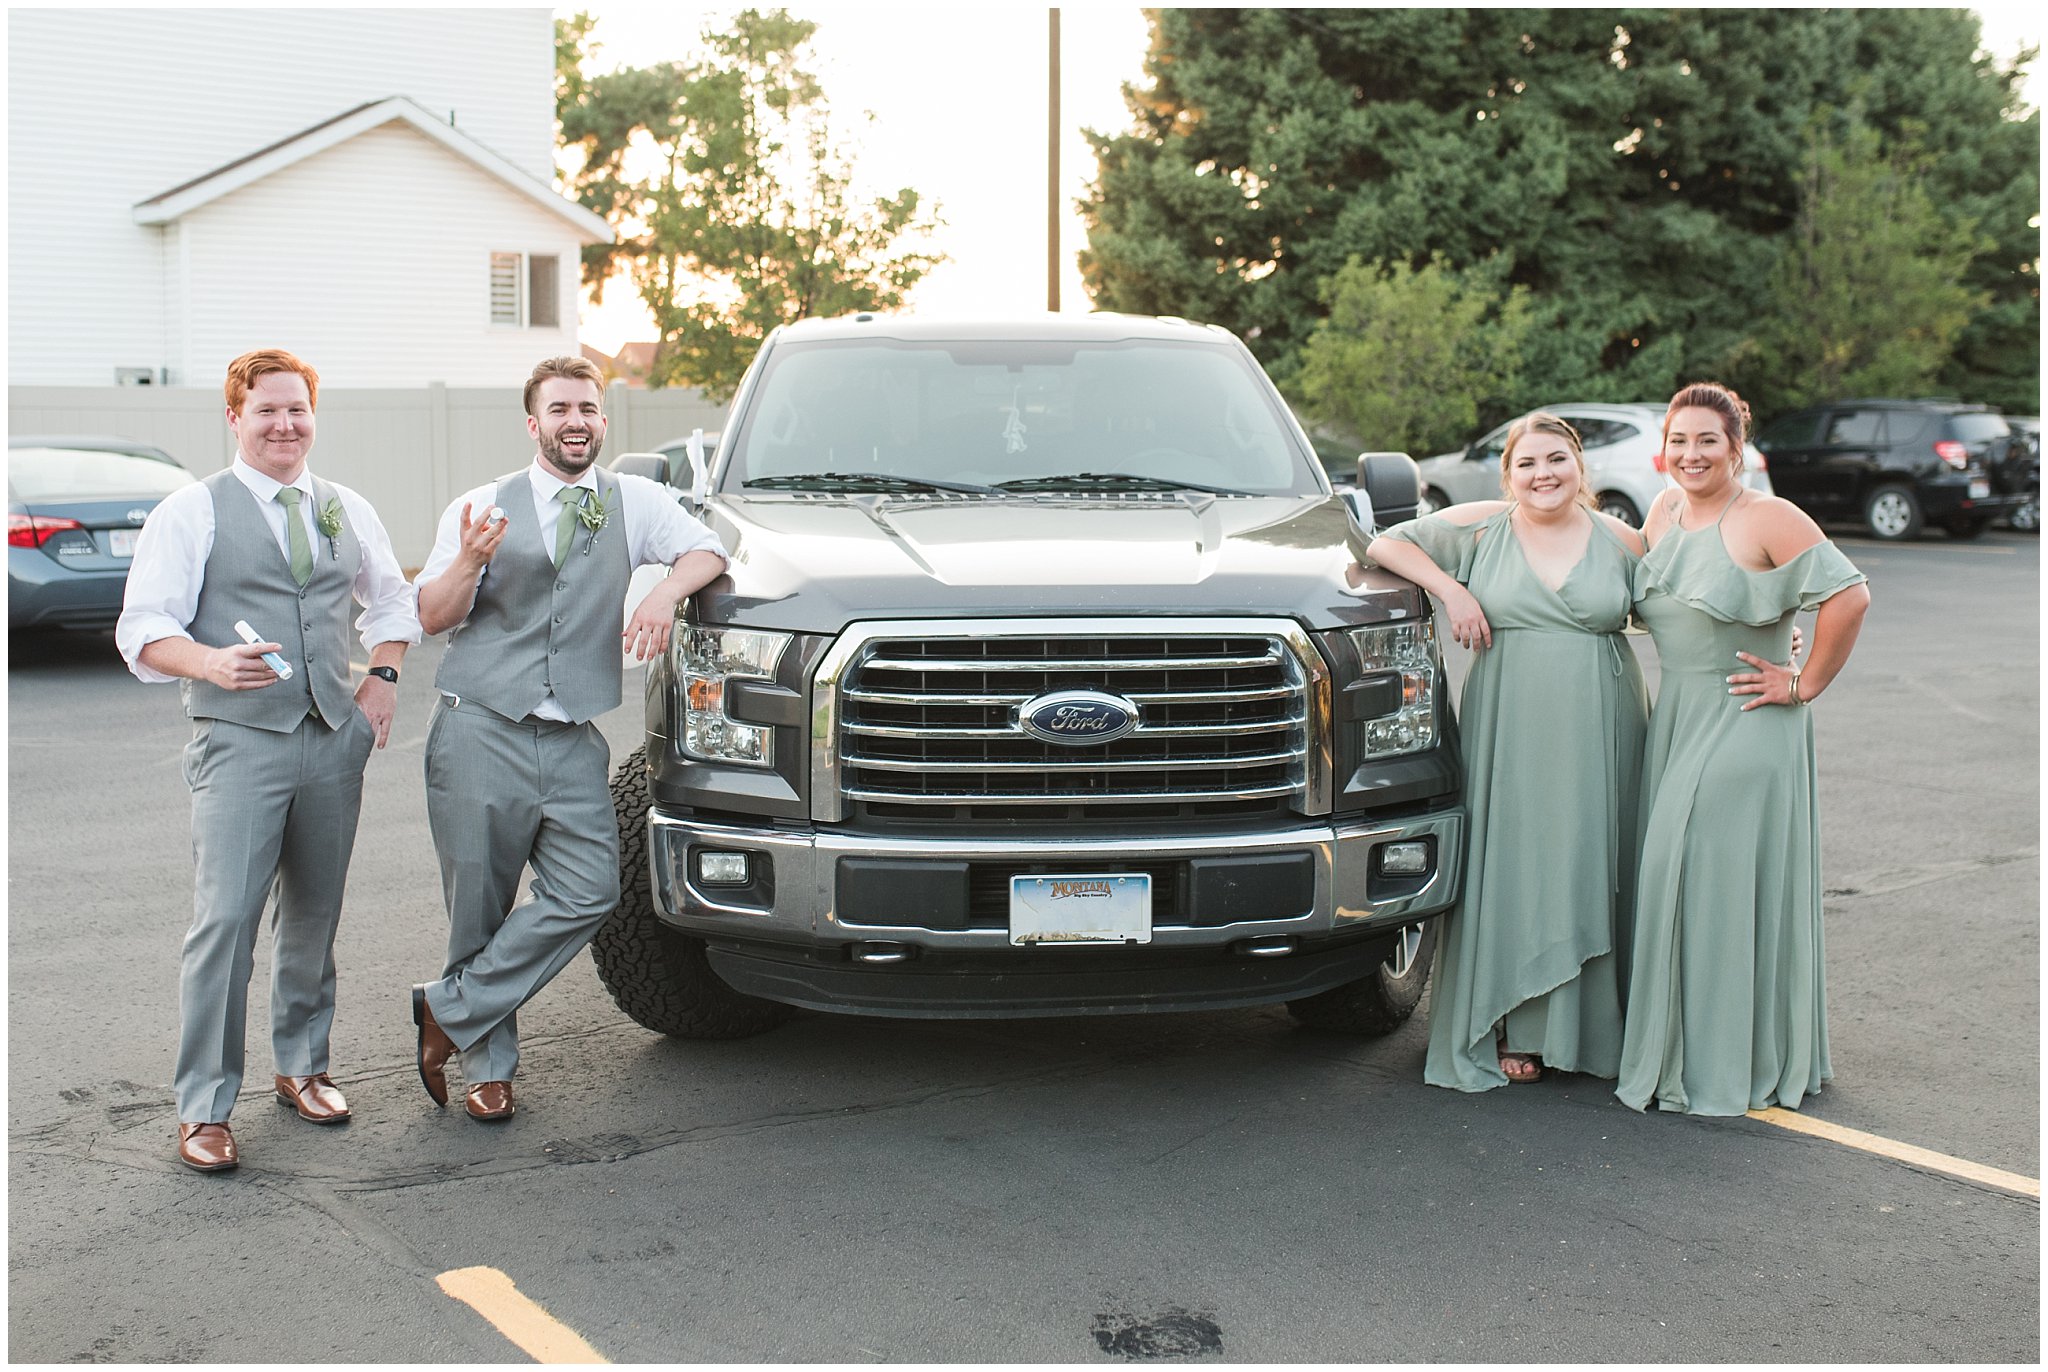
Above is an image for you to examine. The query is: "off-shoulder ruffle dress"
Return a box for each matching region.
[1616,513,1867,1115]
[1380,509,1648,1091]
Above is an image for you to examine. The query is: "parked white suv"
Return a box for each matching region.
[1415,402,1771,525]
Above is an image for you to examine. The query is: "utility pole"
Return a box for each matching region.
[1048,7,1061,312]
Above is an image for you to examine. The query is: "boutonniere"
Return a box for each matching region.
[577,491,615,554]
[316,497,345,559]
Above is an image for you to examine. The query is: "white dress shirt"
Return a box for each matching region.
[418,461,728,589]
[418,460,728,720]
[116,458,423,683]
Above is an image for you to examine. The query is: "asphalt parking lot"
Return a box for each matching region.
[5,530,2038,1362]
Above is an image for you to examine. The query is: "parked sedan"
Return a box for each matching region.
[1414,403,1770,524]
[8,436,195,631]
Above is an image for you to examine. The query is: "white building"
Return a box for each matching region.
[7,8,611,388]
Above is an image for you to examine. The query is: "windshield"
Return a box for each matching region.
[6,446,194,502]
[724,337,1314,496]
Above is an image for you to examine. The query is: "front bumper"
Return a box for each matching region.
[647,806,1464,1017]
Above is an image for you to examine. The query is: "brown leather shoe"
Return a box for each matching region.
[176,1122,239,1172]
[413,984,454,1107]
[465,1081,515,1121]
[274,1072,351,1123]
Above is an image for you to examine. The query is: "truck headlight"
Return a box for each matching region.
[674,626,791,768]
[1343,622,1439,760]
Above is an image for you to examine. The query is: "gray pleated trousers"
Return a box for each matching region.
[421,695,619,1083]
[176,710,375,1122]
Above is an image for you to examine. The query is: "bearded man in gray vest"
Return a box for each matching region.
[118,348,420,1173]
[410,355,726,1120]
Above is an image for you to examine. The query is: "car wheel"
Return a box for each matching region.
[588,744,797,1039]
[1862,484,1924,541]
[1596,492,1642,527]
[2009,494,2039,533]
[1416,486,1451,517]
[1286,921,1436,1036]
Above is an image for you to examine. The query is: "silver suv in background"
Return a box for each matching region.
[1415,402,1771,525]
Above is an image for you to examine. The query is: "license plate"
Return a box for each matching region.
[107,528,138,558]
[1009,873,1152,946]
[1970,480,1991,499]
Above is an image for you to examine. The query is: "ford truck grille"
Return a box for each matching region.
[830,624,1321,815]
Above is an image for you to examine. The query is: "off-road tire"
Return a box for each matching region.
[1286,921,1438,1036]
[589,745,797,1039]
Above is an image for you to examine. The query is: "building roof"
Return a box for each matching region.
[132,95,612,243]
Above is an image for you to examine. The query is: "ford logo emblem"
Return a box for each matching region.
[1018,690,1140,746]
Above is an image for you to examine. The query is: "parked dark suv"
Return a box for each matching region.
[1754,400,2020,541]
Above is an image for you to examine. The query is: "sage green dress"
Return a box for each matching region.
[1615,503,1867,1116]
[1383,509,1648,1091]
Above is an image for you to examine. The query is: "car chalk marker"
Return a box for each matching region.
[232,620,294,681]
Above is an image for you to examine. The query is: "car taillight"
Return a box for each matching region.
[8,513,84,548]
[1934,440,1969,470]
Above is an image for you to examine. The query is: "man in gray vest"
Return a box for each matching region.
[118,348,420,1172]
[410,355,726,1120]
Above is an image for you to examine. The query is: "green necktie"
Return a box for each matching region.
[275,487,313,587]
[553,486,588,567]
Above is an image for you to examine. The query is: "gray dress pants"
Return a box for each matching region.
[421,695,619,1083]
[176,709,375,1122]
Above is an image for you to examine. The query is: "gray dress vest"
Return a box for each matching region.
[182,469,361,732]
[435,467,631,724]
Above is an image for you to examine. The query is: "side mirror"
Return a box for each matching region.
[1357,451,1420,530]
[610,453,672,485]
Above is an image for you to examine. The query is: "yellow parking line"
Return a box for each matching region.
[1749,1108,2040,1198]
[436,1267,609,1363]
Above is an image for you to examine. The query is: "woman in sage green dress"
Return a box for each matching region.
[1369,413,1648,1090]
[1617,383,1871,1116]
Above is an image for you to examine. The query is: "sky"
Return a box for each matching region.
[573,3,2040,355]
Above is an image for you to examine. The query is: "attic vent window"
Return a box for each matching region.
[489,252,561,328]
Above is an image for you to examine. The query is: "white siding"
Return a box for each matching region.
[172,122,580,388]
[7,8,560,386]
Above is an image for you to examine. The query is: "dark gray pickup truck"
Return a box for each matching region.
[595,314,1464,1040]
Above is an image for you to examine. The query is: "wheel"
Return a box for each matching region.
[1862,484,1924,541]
[1943,516,1989,540]
[1416,486,1451,517]
[588,744,797,1039]
[1595,492,1642,527]
[1286,921,1437,1035]
[2008,493,2038,533]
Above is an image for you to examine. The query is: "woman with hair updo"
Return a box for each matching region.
[1616,382,1871,1116]
[1368,412,1649,1089]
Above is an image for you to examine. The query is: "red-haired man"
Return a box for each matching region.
[118,349,420,1172]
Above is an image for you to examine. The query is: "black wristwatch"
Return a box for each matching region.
[367,666,399,684]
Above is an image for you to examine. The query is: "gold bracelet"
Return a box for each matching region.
[1788,668,1805,705]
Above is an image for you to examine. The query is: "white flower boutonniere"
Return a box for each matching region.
[316,498,345,560]
[577,491,615,555]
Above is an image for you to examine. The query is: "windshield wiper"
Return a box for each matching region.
[743,472,996,494]
[994,471,1255,496]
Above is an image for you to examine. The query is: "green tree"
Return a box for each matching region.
[1082,9,2038,423]
[1295,255,1532,455]
[1745,124,1987,413]
[557,10,944,398]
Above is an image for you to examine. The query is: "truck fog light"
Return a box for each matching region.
[1378,841,1430,876]
[696,850,752,886]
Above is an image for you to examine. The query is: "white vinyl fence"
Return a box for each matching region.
[7,382,726,568]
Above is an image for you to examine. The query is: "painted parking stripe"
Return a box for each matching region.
[436,1267,609,1363]
[1749,1108,2040,1198]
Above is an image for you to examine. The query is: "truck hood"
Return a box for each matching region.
[694,492,1422,633]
